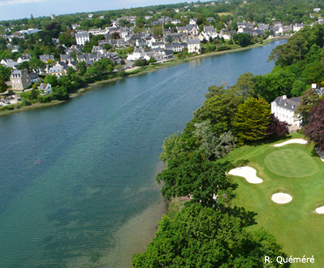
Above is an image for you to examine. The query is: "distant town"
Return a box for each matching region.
[0,0,323,110]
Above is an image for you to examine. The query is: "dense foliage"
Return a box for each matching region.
[132,203,289,268]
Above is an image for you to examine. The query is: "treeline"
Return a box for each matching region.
[132,73,290,266]
[219,24,324,103]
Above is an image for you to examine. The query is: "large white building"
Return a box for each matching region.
[75,31,90,46]
[187,38,201,54]
[271,95,302,126]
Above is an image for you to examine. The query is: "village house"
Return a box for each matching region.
[163,32,188,43]
[39,83,52,95]
[10,69,31,90]
[29,72,40,83]
[75,31,90,46]
[39,54,54,63]
[188,38,201,54]
[293,23,305,32]
[165,43,187,52]
[271,95,301,127]
[1,58,18,68]
[177,24,199,36]
[48,64,67,78]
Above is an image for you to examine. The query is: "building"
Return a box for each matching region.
[39,54,54,63]
[293,23,305,32]
[75,31,90,46]
[51,14,55,20]
[39,83,52,95]
[29,72,40,83]
[188,38,201,54]
[10,69,31,90]
[19,28,40,35]
[271,95,301,126]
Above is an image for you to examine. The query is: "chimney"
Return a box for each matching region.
[282,95,287,99]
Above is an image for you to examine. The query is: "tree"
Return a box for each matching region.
[44,74,59,87]
[193,120,235,160]
[0,77,7,93]
[28,58,45,71]
[266,114,289,138]
[165,34,173,44]
[295,88,320,128]
[134,59,147,66]
[159,132,191,164]
[304,99,324,152]
[132,203,289,268]
[76,61,87,75]
[233,97,271,143]
[233,33,253,47]
[156,152,234,207]
[0,65,12,81]
[193,89,242,135]
[231,72,255,100]
[148,56,157,64]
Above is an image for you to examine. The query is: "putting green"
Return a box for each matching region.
[264,149,319,177]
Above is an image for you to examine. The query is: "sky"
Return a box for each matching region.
[0,0,198,21]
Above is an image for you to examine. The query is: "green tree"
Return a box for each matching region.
[159,132,191,164]
[0,77,7,93]
[44,74,59,87]
[193,89,242,135]
[0,65,12,81]
[233,33,253,47]
[231,72,255,100]
[165,34,173,44]
[156,152,234,206]
[76,61,87,75]
[233,97,271,143]
[132,203,289,268]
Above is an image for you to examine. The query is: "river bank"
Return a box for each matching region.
[0,36,290,117]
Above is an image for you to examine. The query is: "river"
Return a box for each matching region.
[0,39,286,268]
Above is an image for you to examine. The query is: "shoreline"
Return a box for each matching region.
[0,36,290,117]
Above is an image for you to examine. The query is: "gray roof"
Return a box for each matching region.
[273,96,301,112]
[29,73,39,79]
[188,38,201,44]
[75,31,89,38]
[39,54,54,61]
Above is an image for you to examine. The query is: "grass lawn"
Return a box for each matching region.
[224,132,324,267]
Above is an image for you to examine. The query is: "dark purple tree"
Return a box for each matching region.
[304,99,324,152]
[266,114,289,138]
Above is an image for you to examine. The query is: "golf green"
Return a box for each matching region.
[264,149,319,177]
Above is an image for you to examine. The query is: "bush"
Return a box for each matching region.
[217,45,230,51]
[134,59,147,66]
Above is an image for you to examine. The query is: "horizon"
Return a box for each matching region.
[0,0,209,22]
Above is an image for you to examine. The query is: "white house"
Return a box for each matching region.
[75,31,90,46]
[39,83,52,95]
[293,23,305,32]
[126,48,146,61]
[314,8,321,12]
[187,38,201,54]
[271,95,302,127]
[189,18,197,25]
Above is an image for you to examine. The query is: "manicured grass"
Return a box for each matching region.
[225,133,324,267]
[264,149,319,177]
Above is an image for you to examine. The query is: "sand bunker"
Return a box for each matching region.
[271,193,292,204]
[228,167,263,184]
[273,139,307,147]
[315,206,324,214]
